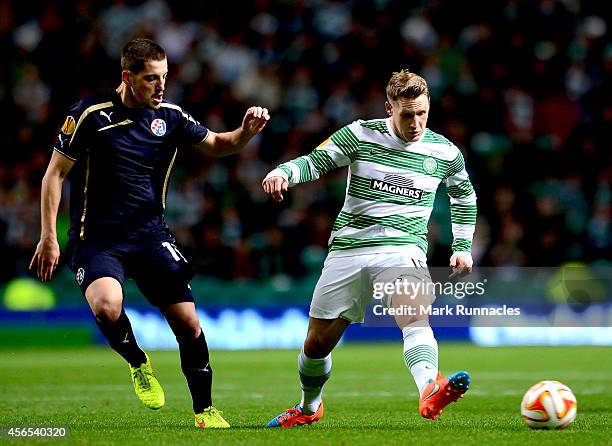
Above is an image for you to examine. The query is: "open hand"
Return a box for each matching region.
[29,237,60,281]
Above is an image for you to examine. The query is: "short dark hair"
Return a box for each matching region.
[121,38,166,74]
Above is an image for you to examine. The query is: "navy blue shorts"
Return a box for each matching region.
[65,235,196,309]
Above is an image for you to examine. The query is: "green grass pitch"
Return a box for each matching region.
[1,343,611,445]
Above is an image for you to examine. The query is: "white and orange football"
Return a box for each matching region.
[521,380,577,429]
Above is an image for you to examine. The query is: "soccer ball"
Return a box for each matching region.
[521,380,577,429]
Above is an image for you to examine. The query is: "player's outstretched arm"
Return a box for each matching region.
[29,151,75,281]
[196,106,269,157]
[261,122,359,202]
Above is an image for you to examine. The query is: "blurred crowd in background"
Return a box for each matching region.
[0,0,610,286]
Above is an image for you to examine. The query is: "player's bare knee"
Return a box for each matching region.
[92,298,122,323]
[175,320,201,341]
[304,335,332,358]
[85,278,122,323]
[166,311,201,341]
[164,303,201,340]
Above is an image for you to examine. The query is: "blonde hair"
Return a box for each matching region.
[386,69,430,102]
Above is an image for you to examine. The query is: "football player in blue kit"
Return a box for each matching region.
[30,38,269,429]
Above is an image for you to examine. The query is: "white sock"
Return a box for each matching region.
[402,325,439,396]
[298,348,331,414]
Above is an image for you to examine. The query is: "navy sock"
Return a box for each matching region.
[95,309,146,367]
[178,330,213,412]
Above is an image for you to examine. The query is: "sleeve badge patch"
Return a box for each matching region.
[61,116,76,135]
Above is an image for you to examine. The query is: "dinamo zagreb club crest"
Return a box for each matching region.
[150,118,166,136]
[76,268,85,285]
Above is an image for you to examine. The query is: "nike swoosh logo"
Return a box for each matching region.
[422,383,440,402]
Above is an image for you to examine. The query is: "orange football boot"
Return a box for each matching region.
[266,402,324,428]
[419,371,470,420]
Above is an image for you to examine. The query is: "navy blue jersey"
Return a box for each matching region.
[54,91,209,242]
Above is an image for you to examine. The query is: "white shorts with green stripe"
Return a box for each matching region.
[309,245,434,323]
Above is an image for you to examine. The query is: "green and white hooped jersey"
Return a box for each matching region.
[267,118,477,256]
